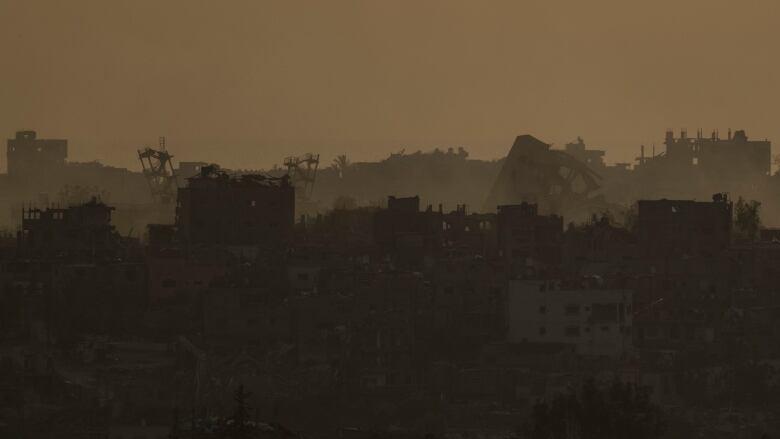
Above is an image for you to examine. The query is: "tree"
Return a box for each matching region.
[228,384,252,438]
[621,202,639,232]
[332,154,350,178]
[734,196,761,242]
[521,378,666,439]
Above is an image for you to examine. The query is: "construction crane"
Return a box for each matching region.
[138,136,178,204]
[284,153,320,200]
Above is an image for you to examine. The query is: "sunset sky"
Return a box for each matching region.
[1,0,778,171]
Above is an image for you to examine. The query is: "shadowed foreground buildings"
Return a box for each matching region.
[2,186,780,437]
[636,193,733,259]
[19,197,121,259]
[3,129,780,437]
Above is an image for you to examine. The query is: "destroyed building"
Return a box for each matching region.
[0,130,173,234]
[484,135,606,222]
[630,129,773,205]
[441,204,498,258]
[660,129,770,179]
[6,127,780,437]
[175,165,295,248]
[18,197,123,259]
[564,136,606,169]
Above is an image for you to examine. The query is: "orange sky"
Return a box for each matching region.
[1,0,778,171]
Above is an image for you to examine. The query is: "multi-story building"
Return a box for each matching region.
[496,202,563,278]
[663,129,770,178]
[6,130,67,176]
[635,193,732,259]
[175,165,295,248]
[373,195,443,266]
[507,279,633,357]
[19,197,121,259]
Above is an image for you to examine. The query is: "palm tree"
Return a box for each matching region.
[332,154,350,178]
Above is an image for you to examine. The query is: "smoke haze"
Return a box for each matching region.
[1,0,778,169]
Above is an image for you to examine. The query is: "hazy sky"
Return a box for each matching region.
[1,0,778,171]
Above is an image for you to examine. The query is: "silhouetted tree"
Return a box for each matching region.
[621,202,639,232]
[332,154,350,178]
[521,378,666,439]
[734,196,761,242]
[229,384,252,438]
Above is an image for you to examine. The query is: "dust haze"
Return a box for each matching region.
[4,1,780,438]
[1,0,778,170]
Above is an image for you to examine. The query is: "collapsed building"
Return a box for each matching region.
[299,129,776,227]
[484,135,608,222]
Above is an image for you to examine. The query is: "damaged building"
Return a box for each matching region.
[18,197,125,259]
[175,165,295,249]
[5,126,780,437]
[484,135,607,222]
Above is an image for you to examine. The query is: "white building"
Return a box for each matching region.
[507,279,633,357]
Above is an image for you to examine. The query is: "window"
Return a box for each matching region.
[564,305,580,316]
[512,248,526,257]
[539,327,546,335]
[565,326,581,337]
[297,272,309,281]
[539,305,547,314]
[591,303,617,322]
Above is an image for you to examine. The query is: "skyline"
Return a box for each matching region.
[1,0,778,170]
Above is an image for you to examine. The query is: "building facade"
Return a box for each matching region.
[507,279,633,357]
[175,166,295,248]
